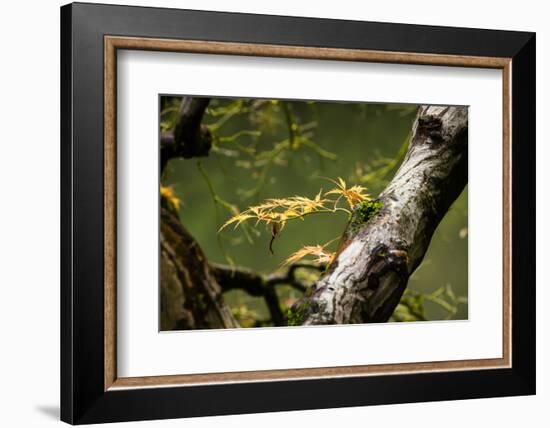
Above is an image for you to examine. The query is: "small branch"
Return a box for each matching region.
[210,262,323,326]
[210,263,285,325]
[161,97,212,171]
[265,263,325,292]
[264,287,286,326]
[210,264,266,297]
[211,262,321,294]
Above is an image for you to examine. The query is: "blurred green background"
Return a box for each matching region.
[161,97,468,324]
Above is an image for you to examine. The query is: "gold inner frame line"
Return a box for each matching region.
[104,35,512,391]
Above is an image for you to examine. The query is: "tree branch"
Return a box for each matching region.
[160,207,239,330]
[210,263,322,326]
[210,264,266,297]
[296,105,468,325]
[161,97,212,171]
[211,262,320,294]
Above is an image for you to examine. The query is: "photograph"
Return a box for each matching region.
[159,96,468,331]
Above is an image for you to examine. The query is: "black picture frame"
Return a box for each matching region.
[61,2,535,424]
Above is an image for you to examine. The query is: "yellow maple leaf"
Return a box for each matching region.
[324,177,370,208]
[219,213,256,231]
[160,186,181,211]
[283,244,334,267]
[220,192,329,233]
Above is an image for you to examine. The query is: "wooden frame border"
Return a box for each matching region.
[104,36,513,391]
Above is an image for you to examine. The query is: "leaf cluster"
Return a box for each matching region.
[221,177,369,232]
[220,177,371,266]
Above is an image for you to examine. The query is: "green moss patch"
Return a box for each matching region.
[286,301,311,326]
[349,200,384,234]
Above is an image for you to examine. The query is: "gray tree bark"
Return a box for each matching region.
[290,105,468,325]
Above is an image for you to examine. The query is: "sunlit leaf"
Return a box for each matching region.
[160,186,181,212]
[283,244,334,267]
[324,177,371,208]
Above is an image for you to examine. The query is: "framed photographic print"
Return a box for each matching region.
[60,2,536,424]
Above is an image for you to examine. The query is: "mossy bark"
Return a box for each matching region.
[160,207,238,330]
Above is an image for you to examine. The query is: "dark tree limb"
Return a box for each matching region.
[210,262,322,326]
[161,97,212,171]
[211,262,319,294]
[295,106,468,325]
[210,264,266,296]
